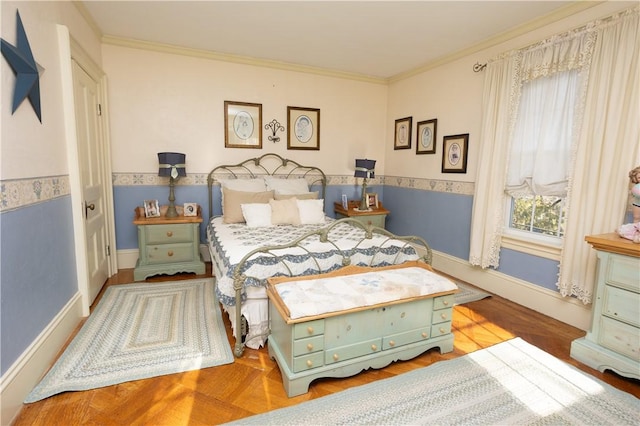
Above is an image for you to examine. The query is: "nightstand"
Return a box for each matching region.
[133,206,206,281]
[334,200,390,229]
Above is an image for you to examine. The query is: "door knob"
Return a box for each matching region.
[85,202,95,217]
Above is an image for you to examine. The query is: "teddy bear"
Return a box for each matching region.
[617,166,640,243]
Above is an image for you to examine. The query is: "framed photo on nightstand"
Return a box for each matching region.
[184,203,198,217]
[144,199,160,218]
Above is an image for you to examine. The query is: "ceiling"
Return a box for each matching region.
[81,1,588,80]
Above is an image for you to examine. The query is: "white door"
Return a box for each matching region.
[72,60,109,304]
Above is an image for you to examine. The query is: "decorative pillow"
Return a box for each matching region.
[274,191,319,200]
[297,199,326,224]
[241,203,273,228]
[223,188,274,223]
[263,177,309,195]
[219,178,268,209]
[269,198,301,225]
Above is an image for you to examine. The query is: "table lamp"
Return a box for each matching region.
[158,152,186,218]
[354,159,376,211]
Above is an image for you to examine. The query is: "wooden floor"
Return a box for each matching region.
[14,265,639,425]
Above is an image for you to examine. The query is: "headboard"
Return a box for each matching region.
[206,153,327,220]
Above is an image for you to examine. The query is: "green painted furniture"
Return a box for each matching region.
[334,201,389,229]
[133,206,205,281]
[570,233,640,379]
[267,263,456,397]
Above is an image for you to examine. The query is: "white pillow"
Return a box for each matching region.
[296,199,325,224]
[241,203,273,228]
[263,177,309,195]
[219,178,267,192]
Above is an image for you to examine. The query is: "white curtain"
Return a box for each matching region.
[469,25,596,268]
[558,8,640,302]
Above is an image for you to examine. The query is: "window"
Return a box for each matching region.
[503,70,579,246]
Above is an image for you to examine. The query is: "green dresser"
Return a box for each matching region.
[267,264,456,397]
[133,207,206,281]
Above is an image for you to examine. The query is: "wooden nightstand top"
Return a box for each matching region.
[334,200,389,217]
[133,206,203,225]
[585,233,640,258]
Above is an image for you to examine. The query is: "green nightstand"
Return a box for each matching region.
[334,200,390,229]
[133,206,206,281]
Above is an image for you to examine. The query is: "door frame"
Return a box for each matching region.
[60,27,117,316]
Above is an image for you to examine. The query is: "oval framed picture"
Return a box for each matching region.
[416,118,437,154]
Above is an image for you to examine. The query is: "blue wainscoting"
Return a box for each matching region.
[0,197,78,375]
[383,185,472,260]
[497,248,560,291]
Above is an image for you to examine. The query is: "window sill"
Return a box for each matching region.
[501,232,561,261]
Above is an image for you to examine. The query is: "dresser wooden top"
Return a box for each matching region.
[585,233,640,258]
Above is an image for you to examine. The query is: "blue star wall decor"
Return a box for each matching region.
[1,10,43,122]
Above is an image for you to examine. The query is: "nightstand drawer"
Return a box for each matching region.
[603,285,640,327]
[145,224,193,244]
[293,352,324,372]
[293,335,324,356]
[432,309,452,324]
[599,316,640,361]
[294,319,324,339]
[145,243,195,264]
[433,294,454,310]
[431,321,452,337]
[605,255,640,292]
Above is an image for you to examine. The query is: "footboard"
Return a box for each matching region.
[230,218,432,357]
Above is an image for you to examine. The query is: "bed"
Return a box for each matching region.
[206,154,433,357]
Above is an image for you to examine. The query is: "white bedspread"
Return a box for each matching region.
[207,217,421,306]
[275,267,458,320]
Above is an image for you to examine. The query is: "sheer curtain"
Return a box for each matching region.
[558,8,640,302]
[470,7,639,303]
[469,26,595,268]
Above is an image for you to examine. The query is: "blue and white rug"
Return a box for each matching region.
[226,338,639,425]
[454,281,491,305]
[25,278,233,403]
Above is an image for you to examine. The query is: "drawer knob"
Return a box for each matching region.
[441,313,447,320]
[307,326,314,334]
[307,343,314,351]
[333,353,339,361]
[439,327,446,334]
[367,220,372,225]
[167,250,174,257]
[306,360,313,367]
[421,332,428,338]
[167,231,173,237]
[389,340,395,347]
[371,344,377,351]
[443,300,449,306]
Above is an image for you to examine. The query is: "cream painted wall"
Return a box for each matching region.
[385,1,636,181]
[0,0,101,180]
[102,44,388,176]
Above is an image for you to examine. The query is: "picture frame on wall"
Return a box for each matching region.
[224,100,262,149]
[394,117,412,150]
[416,119,437,154]
[287,106,320,150]
[442,133,469,173]
[144,199,160,218]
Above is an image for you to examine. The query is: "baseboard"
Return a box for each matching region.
[424,249,592,331]
[0,293,83,425]
[117,245,211,269]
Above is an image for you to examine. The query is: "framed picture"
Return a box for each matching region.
[183,202,198,217]
[416,119,437,154]
[287,106,320,150]
[144,199,160,218]
[366,192,379,209]
[394,117,412,150]
[224,101,262,149]
[442,133,469,173]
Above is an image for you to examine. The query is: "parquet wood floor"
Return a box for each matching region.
[13,265,639,425]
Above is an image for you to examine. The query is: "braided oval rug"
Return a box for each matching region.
[226,337,639,425]
[25,278,233,403]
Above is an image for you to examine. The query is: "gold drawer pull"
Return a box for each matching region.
[307,343,314,351]
[333,353,339,361]
[167,250,174,257]
[421,332,428,338]
[306,360,313,367]
[440,313,447,320]
[389,340,395,347]
[307,326,314,334]
[167,231,173,237]
[371,344,377,351]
